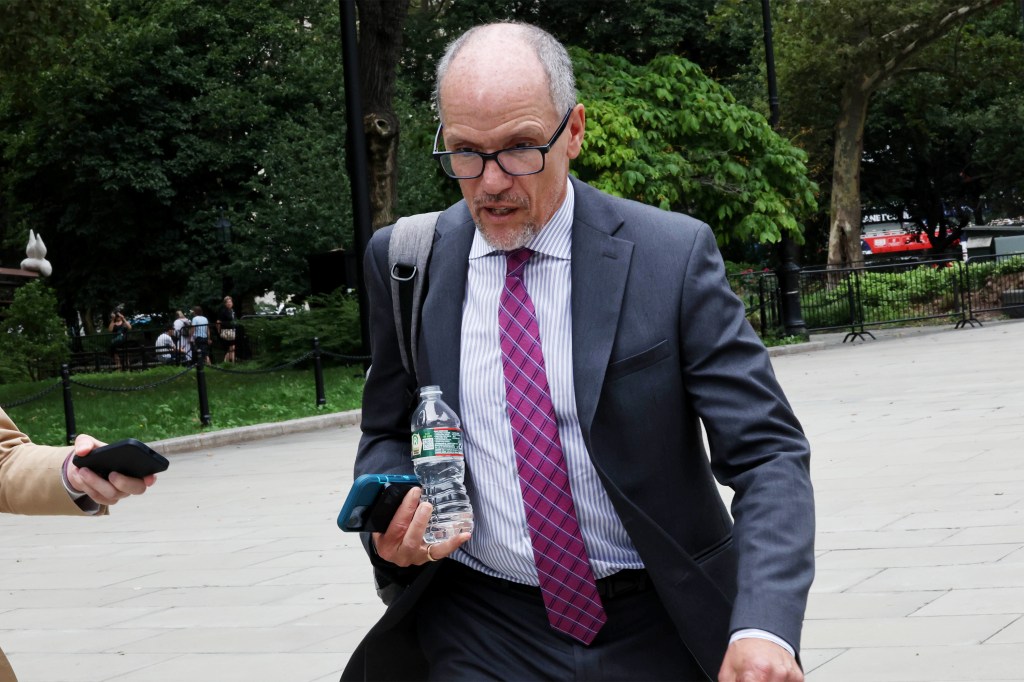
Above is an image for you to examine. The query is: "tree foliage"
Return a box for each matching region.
[0,0,350,325]
[572,49,817,247]
[402,0,755,102]
[0,280,69,382]
[772,0,1006,267]
[862,6,1024,240]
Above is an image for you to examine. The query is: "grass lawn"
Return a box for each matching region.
[0,362,366,446]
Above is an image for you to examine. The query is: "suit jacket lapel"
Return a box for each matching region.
[569,178,633,436]
[419,203,475,417]
[418,182,632,432]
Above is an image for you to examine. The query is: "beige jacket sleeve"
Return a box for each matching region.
[0,407,99,516]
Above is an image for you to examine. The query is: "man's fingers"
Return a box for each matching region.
[107,471,151,496]
[73,468,129,506]
[72,433,105,456]
[426,532,472,562]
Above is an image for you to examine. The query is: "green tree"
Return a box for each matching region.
[773,0,1004,268]
[573,49,817,248]
[861,6,1024,243]
[0,280,69,382]
[402,0,756,103]
[0,0,351,326]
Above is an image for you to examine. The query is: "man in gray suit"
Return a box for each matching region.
[345,22,813,682]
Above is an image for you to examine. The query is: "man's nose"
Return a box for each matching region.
[478,156,514,193]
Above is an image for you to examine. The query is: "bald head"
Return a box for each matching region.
[434,23,576,124]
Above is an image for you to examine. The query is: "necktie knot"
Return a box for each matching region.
[505,248,532,278]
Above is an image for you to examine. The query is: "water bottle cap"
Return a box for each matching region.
[419,385,441,397]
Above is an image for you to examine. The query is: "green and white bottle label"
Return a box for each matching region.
[412,427,463,459]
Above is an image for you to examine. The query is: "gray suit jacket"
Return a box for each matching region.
[345,177,814,680]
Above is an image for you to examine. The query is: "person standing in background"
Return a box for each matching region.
[172,310,192,365]
[190,305,211,366]
[107,310,131,371]
[216,295,237,364]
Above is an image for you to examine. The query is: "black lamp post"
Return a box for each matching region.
[761,0,807,338]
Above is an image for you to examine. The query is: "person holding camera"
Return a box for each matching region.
[107,310,131,371]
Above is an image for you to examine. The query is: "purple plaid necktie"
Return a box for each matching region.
[499,247,607,645]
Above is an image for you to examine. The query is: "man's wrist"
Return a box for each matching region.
[62,452,101,514]
[61,452,87,498]
[729,629,795,657]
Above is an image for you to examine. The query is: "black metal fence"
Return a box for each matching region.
[66,323,251,374]
[729,250,1024,341]
[728,269,782,337]
[3,338,370,444]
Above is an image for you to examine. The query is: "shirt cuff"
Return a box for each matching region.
[62,452,102,515]
[729,629,795,657]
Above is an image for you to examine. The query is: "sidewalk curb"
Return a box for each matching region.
[151,409,363,455]
[767,340,826,356]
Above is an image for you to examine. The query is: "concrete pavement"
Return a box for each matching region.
[1,320,1023,681]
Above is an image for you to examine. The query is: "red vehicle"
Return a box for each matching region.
[861,227,934,257]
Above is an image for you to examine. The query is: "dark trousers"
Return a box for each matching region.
[416,560,709,682]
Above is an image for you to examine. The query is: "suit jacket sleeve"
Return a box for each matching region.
[354,226,427,589]
[0,407,101,516]
[678,226,814,647]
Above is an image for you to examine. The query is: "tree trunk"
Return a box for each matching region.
[355,0,410,231]
[827,82,870,269]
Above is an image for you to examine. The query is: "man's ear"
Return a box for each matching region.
[566,104,586,160]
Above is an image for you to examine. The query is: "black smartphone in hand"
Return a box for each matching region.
[337,473,419,533]
[72,438,169,480]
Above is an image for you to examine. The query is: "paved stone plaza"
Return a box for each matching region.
[1,320,1022,681]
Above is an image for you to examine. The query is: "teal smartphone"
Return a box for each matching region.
[337,473,419,533]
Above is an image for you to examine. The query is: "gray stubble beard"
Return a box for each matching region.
[472,192,543,251]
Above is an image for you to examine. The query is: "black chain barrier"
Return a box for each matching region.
[319,349,371,362]
[8,338,357,443]
[206,351,315,375]
[0,379,62,410]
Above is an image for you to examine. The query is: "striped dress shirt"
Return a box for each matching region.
[454,179,644,584]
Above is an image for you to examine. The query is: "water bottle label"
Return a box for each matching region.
[412,427,463,459]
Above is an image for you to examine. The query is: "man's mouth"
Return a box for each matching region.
[474,193,528,219]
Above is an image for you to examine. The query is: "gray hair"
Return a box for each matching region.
[433,22,576,122]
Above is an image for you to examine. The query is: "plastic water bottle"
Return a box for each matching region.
[411,385,474,544]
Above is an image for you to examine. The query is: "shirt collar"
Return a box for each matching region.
[469,178,574,260]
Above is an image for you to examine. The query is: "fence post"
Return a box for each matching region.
[956,258,982,329]
[841,269,874,342]
[312,337,326,407]
[195,343,212,426]
[60,364,77,445]
[757,276,768,337]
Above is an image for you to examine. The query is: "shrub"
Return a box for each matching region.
[0,280,70,382]
[239,288,363,367]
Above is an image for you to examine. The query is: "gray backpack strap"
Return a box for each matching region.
[388,211,441,378]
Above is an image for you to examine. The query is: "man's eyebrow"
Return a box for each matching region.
[444,123,546,149]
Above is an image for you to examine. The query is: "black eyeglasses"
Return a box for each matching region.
[432,107,574,180]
